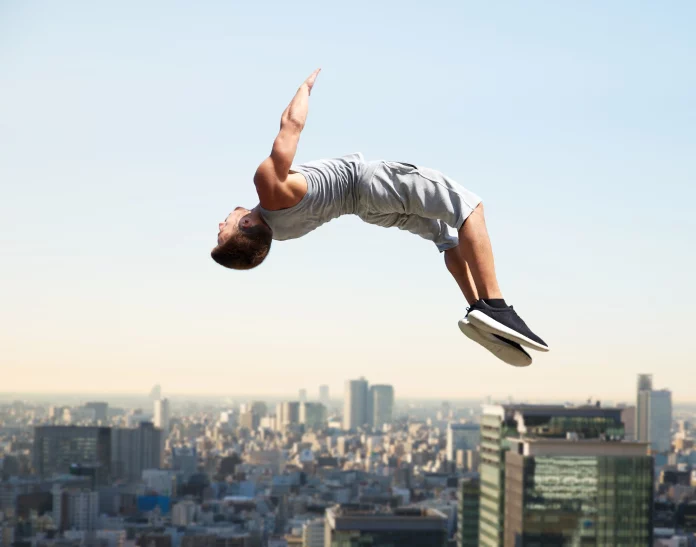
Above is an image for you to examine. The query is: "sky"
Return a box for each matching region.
[1,1,694,402]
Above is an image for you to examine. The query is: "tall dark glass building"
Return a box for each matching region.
[479,404,629,547]
[457,477,480,547]
[504,438,653,546]
[326,505,448,546]
[33,426,111,486]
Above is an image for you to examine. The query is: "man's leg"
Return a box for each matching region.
[444,248,479,304]
[456,203,502,300]
[446,244,533,367]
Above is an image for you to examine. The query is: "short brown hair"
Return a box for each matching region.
[211,224,273,270]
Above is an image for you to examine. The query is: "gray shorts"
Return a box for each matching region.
[357,160,483,252]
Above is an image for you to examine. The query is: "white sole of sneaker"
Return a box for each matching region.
[458,318,533,367]
[467,311,550,352]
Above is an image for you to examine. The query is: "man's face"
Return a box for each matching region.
[217,207,249,246]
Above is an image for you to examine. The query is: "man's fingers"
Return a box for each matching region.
[305,68,321,88]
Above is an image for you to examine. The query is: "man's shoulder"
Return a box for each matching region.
[258,171,308,211]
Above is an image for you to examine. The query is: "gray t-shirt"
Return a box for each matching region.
[258,152,481,252]
[258,153,373,241]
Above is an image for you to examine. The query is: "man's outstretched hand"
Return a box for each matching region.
[303,68,321,95]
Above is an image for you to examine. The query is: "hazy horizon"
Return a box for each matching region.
[2,2,694,401]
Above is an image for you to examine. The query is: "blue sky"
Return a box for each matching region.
[1,1,694,401]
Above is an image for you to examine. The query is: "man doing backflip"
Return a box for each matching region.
[212,69,549,367]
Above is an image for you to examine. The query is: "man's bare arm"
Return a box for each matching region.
[254,69,321,203]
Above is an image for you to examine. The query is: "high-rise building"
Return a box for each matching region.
[276,402,301,430]
[33,426,111,486]
[84,402,108,423]
[111,422,163,481]
[172,446,197,482]
[52,486,99,532]
[300,402,326,430]
[446,423,480,462]
[153,398,170,434]
[239,411,260,431]
[251,401,268,417]
[620,405,636,440]
[479,404,626,547]
[326,505,448,546]
[302,518,324,547]
[319,385,330,407]
[504,438,653,546]
[344,378,369,431]
[457,477,479,547]
[299,389,307,403]
[369,385,394,430]
[636,374,673,453]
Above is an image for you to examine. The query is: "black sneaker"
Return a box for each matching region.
[466,300,549,352]
[458,317,533,367]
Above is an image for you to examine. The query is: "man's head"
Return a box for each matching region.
[211,207,273,270]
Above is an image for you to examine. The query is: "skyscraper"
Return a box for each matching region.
[299,389,307,403]
[479,404,626,547]
[300,402,326,430]
[276,401,301,430]
[457,477,479,547]
[326,505,448,546]
[111,422,163,481]
[344,378,368,431]
[446,423,480,462]
[649,390,673,452]
[636,374,673,453]
[33,426,112,486]
[319,385,330,407]
[369,385,394,430]
[504,438,653,546]
[153,398,170,434]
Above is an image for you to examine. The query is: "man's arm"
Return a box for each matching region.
[254,69,321,205]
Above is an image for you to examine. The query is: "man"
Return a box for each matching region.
[212,69,549,366]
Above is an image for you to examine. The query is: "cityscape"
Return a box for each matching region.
[0,374,694,547]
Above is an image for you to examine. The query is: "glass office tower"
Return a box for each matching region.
[504,439,653,546]
[479,405,627,547]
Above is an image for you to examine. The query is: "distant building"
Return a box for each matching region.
[478,404,627,547]
[172,446,197,481]
[636,374,673,452]
[457,477,479,547]
[172,500,197,526]
[302,518,324,547]
[344,378,369,431]
[369,385,394,430]
[52,485,99,531]
[84,402,108,423]
[239,411,260,431]
[621,405,636,440]
[300,402,326,430]
[504,438,653,546]
[319,385,330,407]
[326,505,448,546]
[446,423,480,462]
[276,402,301,430]
[299,389,307,403]
[33,426,111,486]
[111,421,163,482]
[153,398,170,434]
